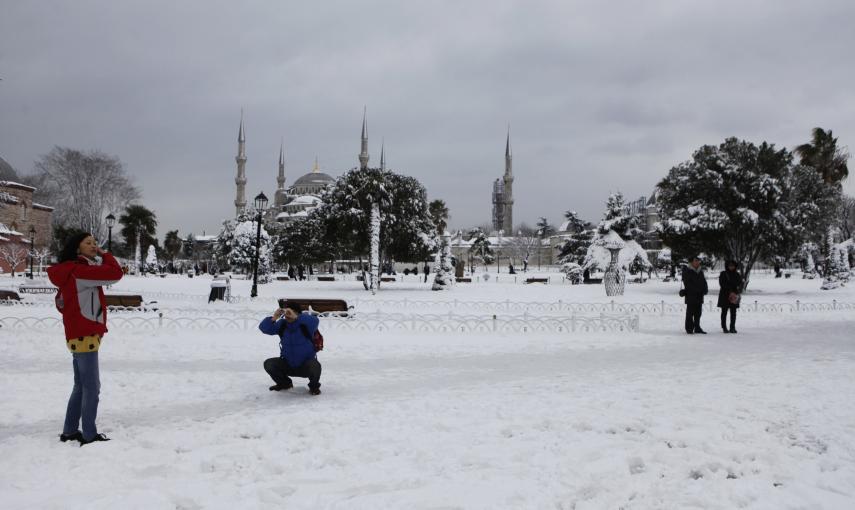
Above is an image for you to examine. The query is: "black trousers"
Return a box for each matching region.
[685,303,703,333]
[720,306,737,329]
[264,357,322,390]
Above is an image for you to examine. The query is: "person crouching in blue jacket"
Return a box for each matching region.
[259,302,322,395]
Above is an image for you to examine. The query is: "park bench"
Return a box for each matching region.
[18,284,57,294]
[105,294,143,307]
[282,298,351,317]
[276,276,290,281]
[316,276,335,282]
[0,289,21,301]
[380,276,396,283]
[525,277,549,284]
[456,277,472,283]
[104,293,158,311]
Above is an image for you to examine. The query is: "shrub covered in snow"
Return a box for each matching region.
[656,137,837,288]
[561,262,584,284]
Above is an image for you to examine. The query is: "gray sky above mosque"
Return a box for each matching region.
[1,0,854,237]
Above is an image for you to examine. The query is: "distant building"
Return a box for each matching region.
[491,131,514,233]
[232,111,379,226]
[0,171,54,273]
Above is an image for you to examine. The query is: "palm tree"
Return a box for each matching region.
[429,199,450,236]
[795,128,850,185]
[795,128,850,280]
[119,204,158,255]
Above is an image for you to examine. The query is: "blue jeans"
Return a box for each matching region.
[63,352,101,440]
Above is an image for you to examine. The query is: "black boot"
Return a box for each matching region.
[722,327,729,333]
[59,431,83,442]
[729,326,737,334]
[269,381,293,391]
[79,433,110,446]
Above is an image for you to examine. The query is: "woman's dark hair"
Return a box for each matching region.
[725,260,738,270]
[283,302,303,315]
[58,232,93,263]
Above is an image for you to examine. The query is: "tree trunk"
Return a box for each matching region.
[369,201,380,294]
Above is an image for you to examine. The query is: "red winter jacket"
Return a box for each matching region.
[47,252,123,341]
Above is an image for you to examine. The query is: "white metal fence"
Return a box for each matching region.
[3,297,855,316]
[0,311,639,334]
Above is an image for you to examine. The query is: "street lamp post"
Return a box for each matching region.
[105,213,116,252]
[250,192,269,298]
[28,226,36,279]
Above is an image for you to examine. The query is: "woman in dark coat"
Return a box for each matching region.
[718,260,743,334]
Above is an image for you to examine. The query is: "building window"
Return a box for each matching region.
[20,203,28,221]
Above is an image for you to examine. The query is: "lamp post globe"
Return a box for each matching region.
[28,226,36,279]
[250,192,268,298]
[105,213,116,252]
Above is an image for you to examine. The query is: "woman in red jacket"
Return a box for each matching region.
[47,232,123,446]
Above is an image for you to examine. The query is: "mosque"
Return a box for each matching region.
[231,110,380,225]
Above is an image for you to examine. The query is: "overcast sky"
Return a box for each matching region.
[2,0,854,237]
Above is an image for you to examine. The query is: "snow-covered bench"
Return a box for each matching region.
[456,277,472,283]
[18,285,56,294]
[316,276,335,282]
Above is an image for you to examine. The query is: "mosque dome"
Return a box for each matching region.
[292,172,335,187]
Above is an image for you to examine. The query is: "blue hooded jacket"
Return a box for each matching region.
[259,313,320,367]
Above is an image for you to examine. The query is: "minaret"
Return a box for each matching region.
[380,139,386,171]
[359,107,370,170]
[234,110,248,216]
[274,139,286,208]
[502,127,514,233]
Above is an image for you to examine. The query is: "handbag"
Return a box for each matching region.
[678,281,686,298]
[728,292,740,305]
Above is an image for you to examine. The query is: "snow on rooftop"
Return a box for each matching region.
[0,181,36,191]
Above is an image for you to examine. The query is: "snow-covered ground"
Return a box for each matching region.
[1,274,854,509]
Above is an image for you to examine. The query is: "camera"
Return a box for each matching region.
[277,298,287,309]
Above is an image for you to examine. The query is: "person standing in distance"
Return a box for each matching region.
[259,302,322,395]
[718,260,743,333]
[48,233,123,445]
[682,255,708,334]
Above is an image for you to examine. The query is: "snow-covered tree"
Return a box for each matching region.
[228,219,271,282]
[557,228,595,266]
[798,242,819,278]
[822,238,854,289]
[580,195,650,276]
[145,245,158,272]
[583,233,652,275]
[314,167,436,264]
[33,247,51,275]
[0,245,27,277]
[598,192,644,242]
[432,232,455,290]
[656,137,837,289]
[467,227,494,268]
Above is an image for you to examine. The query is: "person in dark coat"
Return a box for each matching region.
[682,256,709,334]
[718,260,743,334]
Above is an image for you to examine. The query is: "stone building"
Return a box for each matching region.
[0,160,55,273]
[491,131,514,233]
